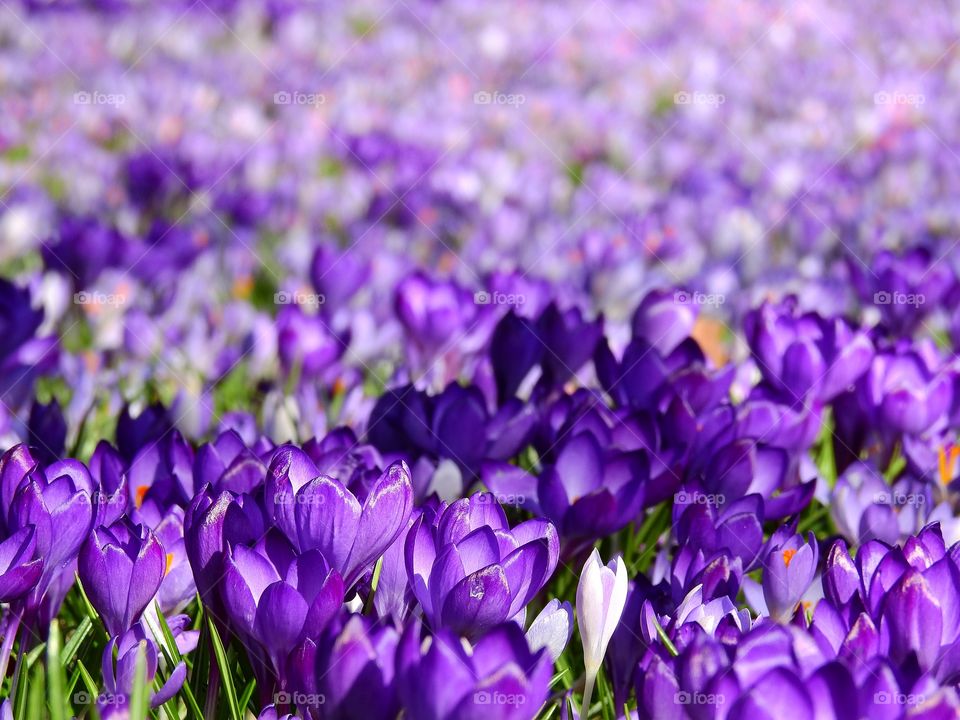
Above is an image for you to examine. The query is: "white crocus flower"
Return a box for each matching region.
[576,549,628,719]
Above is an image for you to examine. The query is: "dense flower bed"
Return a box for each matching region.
[1,0,960,718]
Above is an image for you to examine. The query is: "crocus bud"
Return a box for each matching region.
[577,549,627,719]
[78,519,165,637]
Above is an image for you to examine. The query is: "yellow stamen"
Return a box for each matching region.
[782,549,797,568]
[165,553,175,576]
[232,275,254,300]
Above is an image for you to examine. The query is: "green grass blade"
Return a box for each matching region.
[128,641,150,720]
[60,616,92,669]
[239,677,257,715]
[153,605,203,720]
[46,621,68,720]
[206,615,241,720]
[25,663,44,720]
[74,575,110,641]
[74,657,99,712]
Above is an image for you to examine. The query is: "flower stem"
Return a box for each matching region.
[580,671,596,719]
[0,615,19,689]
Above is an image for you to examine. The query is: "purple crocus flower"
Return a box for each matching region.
[368,383,536,497]
[115,403,173,463]
[78,518,166,638]
[123,150,196,211]
[276,305,345,381]
[42,215,127,288]
[194,429,268,495]
[310,243,370,311]
[405,493,559,638]
[27,399,66,464]
[490,311,544,403]
[762,532,819,623]
[0,279,57,410]
[266,446,413,588]
[302,427,382,496]
[397,620,552,720]
[183,486,266,611]
[743,296,873,405]
[532,302,604,392]
[394,272,477,363]
[850,245,954,336]
[630,288,699,357]
[0,526,43,603]
[95,623,186,717]
[151,508,197,615]
[5,451,95,625]
[857,344,953,437]
[830,461,900,545]
[290,613,400,720]
[124,429,195,518]
[222,531,344,681]
[533,432,648,547]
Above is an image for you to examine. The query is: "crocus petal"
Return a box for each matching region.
[342,461,413,586]
[526,599,573,661]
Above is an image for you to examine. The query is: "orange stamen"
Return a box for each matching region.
[782,549,797,568]
[938,445,960,486]
[135,485,148,508]
[232,275,254,300]
[165,553,175,576]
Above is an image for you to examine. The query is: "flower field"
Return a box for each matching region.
[1,0,960,718]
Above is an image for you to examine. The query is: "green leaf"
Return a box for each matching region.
[60,616,92,669]
[128,641,150,720]
[46,621,68,720]
[75,658,99,712]
[25,662,44,720]
[885,442,907,482]
[207,614,242,720]
[652,614,679,657]
[153,605,204,720]
[238,678,257,715]
[363,556,384,614]
[74,575,110,641]
[152,604,183,664]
